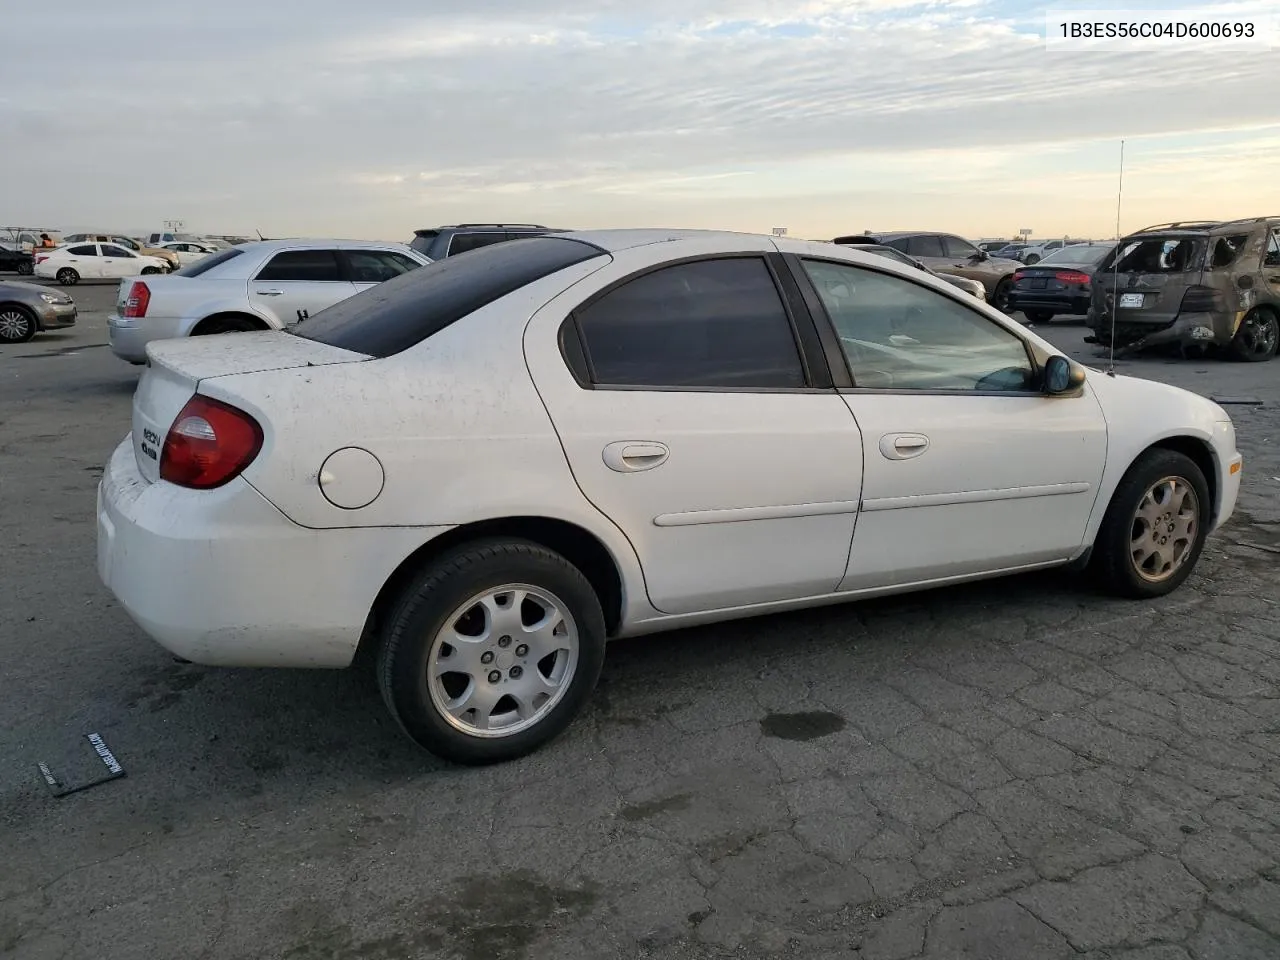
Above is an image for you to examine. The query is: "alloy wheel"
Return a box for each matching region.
[0,308,33,342]
[426,583,580,738]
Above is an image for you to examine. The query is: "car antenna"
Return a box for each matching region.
[1106,139,1125,377]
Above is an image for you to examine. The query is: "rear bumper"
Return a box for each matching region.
[97,436,449,668]
[108,314,186,363]
[1008,293,1091,316]
[1085,310,1227,350]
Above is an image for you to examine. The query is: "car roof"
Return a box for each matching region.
[1130,216,1279,236]
[228,238,416,253]
[864,231,953,240]
[551,228,779,253]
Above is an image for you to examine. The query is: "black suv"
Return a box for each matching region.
[409,224,566,260]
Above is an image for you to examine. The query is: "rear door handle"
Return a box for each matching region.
[602,441,669,473]
[879,433,930,460]
[255,289,284,296]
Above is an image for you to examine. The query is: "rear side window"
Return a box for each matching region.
[447,232,508,256]
[291,236,607,358]
[68,245,98,256]
[1209,234,1251,269]
[906,236,945,258]
[571,257,806,389]
[255,250,344,282]
[174,247,243,277]
[1266,229,1280,267]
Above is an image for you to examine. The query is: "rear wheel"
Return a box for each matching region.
[1024,309,1054,324]
[1090,449,1210,599]
[992,277,1014,312]
[376,538,607,765]
[16,261,33,276]
[1229,308,1278,362]
[56,268,79,286]
[0,304,37,343]
[1024,254,1042,265]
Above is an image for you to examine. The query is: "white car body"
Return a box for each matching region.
[34,243,168,283]
[106,238,431,363]
[97,229,1242,758]
[156,241,217,266]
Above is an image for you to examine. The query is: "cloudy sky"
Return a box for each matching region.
[3,0,1277,242]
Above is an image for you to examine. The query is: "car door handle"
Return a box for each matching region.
[602,441,670,473]
[255,288,284,296]
[879,433,930,460]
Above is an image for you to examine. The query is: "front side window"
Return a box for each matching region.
[572,257,806,389]
[344,249,423,283]
[255,249,344,282]
[905,235,945,258]
[112,237,140,251]
[801,258,1035,392]
[67,245,98,257]
[941,235,979,259]
[101,245,134,258]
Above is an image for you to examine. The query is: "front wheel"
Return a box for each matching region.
[1024,309,1054,324]
[0,304,37,343]
[1090,449,1210,599]
[56,268,79,286]
[376,539,607,765]
[991,277,1013,313]
[16,261,33,276]
[141,266,160,275]
[1229,309,1278,362]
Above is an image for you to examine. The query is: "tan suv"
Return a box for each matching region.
[862,232,1022,311]
[61,234,179,271]
[1087,216,1280,362]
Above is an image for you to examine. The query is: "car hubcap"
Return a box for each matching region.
[0,309,30,339]
[426,584,579,738]
[1129,476,1198,582]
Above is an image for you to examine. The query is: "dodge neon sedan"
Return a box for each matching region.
[97,229,1243,765]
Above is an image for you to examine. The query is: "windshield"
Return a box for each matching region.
[172,247,243,277]
[1038,243,1114,266]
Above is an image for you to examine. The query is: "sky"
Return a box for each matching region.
[2,0,1277,243]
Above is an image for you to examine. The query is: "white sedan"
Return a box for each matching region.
[35,242,169,285]
[97,229,1243,765]
[155,241,218,266]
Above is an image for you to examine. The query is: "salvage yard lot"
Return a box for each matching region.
[2,280,1279,959]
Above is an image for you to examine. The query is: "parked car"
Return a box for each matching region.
[1019,239,1089,265]
[155,241,218,267]
[1087,217,1280,361]
[34,243,169,286]
[62,234,180,271]
[0,280,77,343]
[833,237,987,299]
[1007,242,1116,324]
[107,239,431,364]
[97,228,1243,765]
[976,240,1015,254]
[0,247,34,275]
[409,223,566,260]
[992,243,1030,261]
[861,232,1022,310]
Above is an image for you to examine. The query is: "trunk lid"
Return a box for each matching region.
[131,331,369,482]
[1091,234,1206,326]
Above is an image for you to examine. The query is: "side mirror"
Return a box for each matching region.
[913,259,927,270]
[1044,355,1086,395]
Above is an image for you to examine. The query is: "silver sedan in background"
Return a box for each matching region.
[0,280,77,343]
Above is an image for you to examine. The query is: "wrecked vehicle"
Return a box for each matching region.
[1085,217,1280,361]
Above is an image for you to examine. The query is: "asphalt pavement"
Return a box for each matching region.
[2,277,1278,960]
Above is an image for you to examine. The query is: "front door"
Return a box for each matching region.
[247,248,356,325]
[792,255,1108,589]
[99,245,140,278]
[524,240,864,615]
[341,248,424,294]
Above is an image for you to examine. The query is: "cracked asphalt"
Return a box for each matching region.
[2,279,1278,960]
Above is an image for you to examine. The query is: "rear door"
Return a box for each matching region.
[247,249,356,324]
[1260,227,1280,308]
[524,239,865,616]
[66,244,104,278]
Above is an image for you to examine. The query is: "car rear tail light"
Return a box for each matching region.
[159,395,263,489]
[122,282,150,318]
[35,255,48,265]
[1012,271,1025,282]
[1054,271,1091,284]
[1179,285,1224,313]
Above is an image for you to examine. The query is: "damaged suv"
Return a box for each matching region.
[1086,217,1280,361]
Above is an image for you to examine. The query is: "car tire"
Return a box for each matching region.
[0,304,37,343]
[1229,308,1279,362]
[992,277,1014,312]
[141,267,160,275]
[1090,448,1210,600]
[16,261,33,276]
[56,268,79,286]
[1025,309,1054,324]
[376,538,607,765]
[1024,254,1041,265]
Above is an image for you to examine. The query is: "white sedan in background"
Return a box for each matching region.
[97,229,1242,766]
[35,243,169,285]
[155,241,218,267]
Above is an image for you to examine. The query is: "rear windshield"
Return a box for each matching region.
[173,247,243,277]
[1038,243,1114,266]
[409,231,439,255]
[290,236,607,358]
[1101,237,1205,274]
